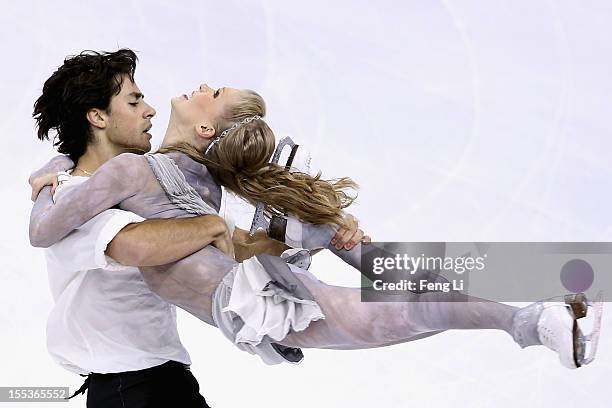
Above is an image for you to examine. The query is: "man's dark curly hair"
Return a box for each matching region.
[33,49,138,162]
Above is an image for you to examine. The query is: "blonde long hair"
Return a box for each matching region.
[158,90,357,228]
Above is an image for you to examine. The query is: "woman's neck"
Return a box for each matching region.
[162,119,211,152]
[161,121,187,148]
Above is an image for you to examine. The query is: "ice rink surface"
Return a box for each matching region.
[0,1,610,407]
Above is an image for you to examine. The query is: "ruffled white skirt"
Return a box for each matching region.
[212,253,325,365]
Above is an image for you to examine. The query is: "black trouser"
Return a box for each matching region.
[71,360,211,407]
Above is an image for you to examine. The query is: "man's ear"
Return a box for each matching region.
[86,108,107,129]
[195,123,216,140]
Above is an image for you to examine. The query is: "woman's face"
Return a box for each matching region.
[170,83,242,134]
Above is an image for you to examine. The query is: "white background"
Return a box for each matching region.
[1,1,610,407]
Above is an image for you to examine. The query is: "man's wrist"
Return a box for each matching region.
[196,214,229,239]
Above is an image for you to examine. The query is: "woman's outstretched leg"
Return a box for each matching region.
[278,264,518,350]
[277,264,599,370]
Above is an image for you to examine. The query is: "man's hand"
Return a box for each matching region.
[331,213,371,250]
[31,173,59,201]
[232,228,290,262]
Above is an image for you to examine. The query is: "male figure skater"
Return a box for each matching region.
[29,49,363,407]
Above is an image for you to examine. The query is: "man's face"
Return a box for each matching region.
[104,75,156,154]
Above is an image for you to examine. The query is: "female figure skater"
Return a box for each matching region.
[29,84,598,369]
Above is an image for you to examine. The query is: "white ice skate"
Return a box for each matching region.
[512,291,604,369]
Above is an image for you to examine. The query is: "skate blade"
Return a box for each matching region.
[248,137,298,235]
[567,291,604,367]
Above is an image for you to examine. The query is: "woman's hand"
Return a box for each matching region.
[30,173,60,202]
[331,213,371,250]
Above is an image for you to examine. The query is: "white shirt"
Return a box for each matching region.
[44,176,191,374]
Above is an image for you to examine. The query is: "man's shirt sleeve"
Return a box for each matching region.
[45,209,146,271]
